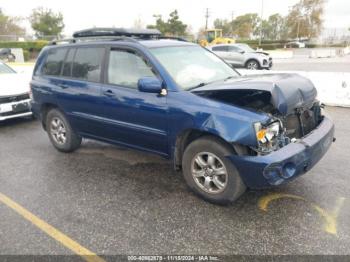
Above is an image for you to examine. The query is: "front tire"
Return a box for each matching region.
[245,59,260,70]
[46,109,82,152]
[182,136,246,205]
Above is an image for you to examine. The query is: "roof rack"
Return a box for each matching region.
[73,28,161,38]
[157,36,188,42]
[49,28,188,45]
[49,36,139,45]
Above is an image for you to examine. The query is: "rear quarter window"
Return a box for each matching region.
[42,48,67,76]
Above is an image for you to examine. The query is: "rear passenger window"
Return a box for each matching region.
[62,48,75,77]
[72,47,104,82]
[42,48,67,76]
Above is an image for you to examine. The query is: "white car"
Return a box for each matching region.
[284,41,306,48]
[208,43,273,70]
[0,61,32,121]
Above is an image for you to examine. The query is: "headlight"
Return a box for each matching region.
[254,121,280,144]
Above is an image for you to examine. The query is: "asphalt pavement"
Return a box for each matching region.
[0,106,350,259]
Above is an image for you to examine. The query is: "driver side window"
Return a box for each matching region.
[108,49,156,89]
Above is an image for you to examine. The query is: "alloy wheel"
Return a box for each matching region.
[191,152,228,194]
[247,61,258,70]
[50,117,67,145]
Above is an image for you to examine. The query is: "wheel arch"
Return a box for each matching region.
[40,103,60,130]
[173,129,249,170]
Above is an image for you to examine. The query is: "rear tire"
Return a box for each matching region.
[46,109,81,152]
[182,136,246,205]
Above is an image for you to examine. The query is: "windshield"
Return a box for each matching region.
[236,44,255,52]
[150,45,239,90]
[0,62,16,74]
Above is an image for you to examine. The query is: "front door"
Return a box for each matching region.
[227,46,245,66]
[99,48,169,156]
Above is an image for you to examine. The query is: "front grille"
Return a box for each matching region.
[0,93,30,104]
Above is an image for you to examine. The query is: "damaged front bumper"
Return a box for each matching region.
[228,116,335,188]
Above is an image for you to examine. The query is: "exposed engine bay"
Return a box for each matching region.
[192,73,324,155]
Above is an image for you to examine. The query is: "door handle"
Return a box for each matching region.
[103,89,116,97]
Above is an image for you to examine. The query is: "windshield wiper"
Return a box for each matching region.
[187,82,208,91]
[187,76,237,91]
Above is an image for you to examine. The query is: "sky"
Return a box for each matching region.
[0,0,349,36]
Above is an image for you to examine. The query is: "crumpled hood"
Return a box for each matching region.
[192,73,317,115]
[0,73,31,97]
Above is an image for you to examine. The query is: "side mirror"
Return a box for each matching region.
[138,77,163,93]
[239,50,245,54]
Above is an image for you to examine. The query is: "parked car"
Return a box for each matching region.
[0,61,32,121]
[208,43,273,70]
[0,48,16,62]
[284,41,306,48]
[31,28,334,204]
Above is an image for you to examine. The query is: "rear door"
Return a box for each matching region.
[98,47,168,155]
[55,46,106,136]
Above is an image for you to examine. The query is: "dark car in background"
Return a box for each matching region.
[0,48,16,62]
[30,28,334,204]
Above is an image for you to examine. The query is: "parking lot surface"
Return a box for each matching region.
[0,106,350,258]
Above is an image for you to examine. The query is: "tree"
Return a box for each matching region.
[147,15,168,34]
[166,10,187,36]
[261,14,286,40]
[29,7,64,39]
[0,8,25,36]
[285,0,325,39]
[231,13,259,38]
[213,18,232,36]
[147,10,187,36]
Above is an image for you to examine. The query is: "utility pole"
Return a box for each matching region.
[205,8,210,30]
[230,11,235,21]
[296,19,300,40]
[259,0,264,46]
[230,11,235,36]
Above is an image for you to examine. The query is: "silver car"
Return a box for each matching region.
[208,43,273,70]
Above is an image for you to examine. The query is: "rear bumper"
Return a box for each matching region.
[228,116,335,188]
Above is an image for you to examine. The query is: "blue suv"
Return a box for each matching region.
[31,28,335,204]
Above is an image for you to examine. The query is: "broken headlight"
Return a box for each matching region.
[254,121,281,154]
